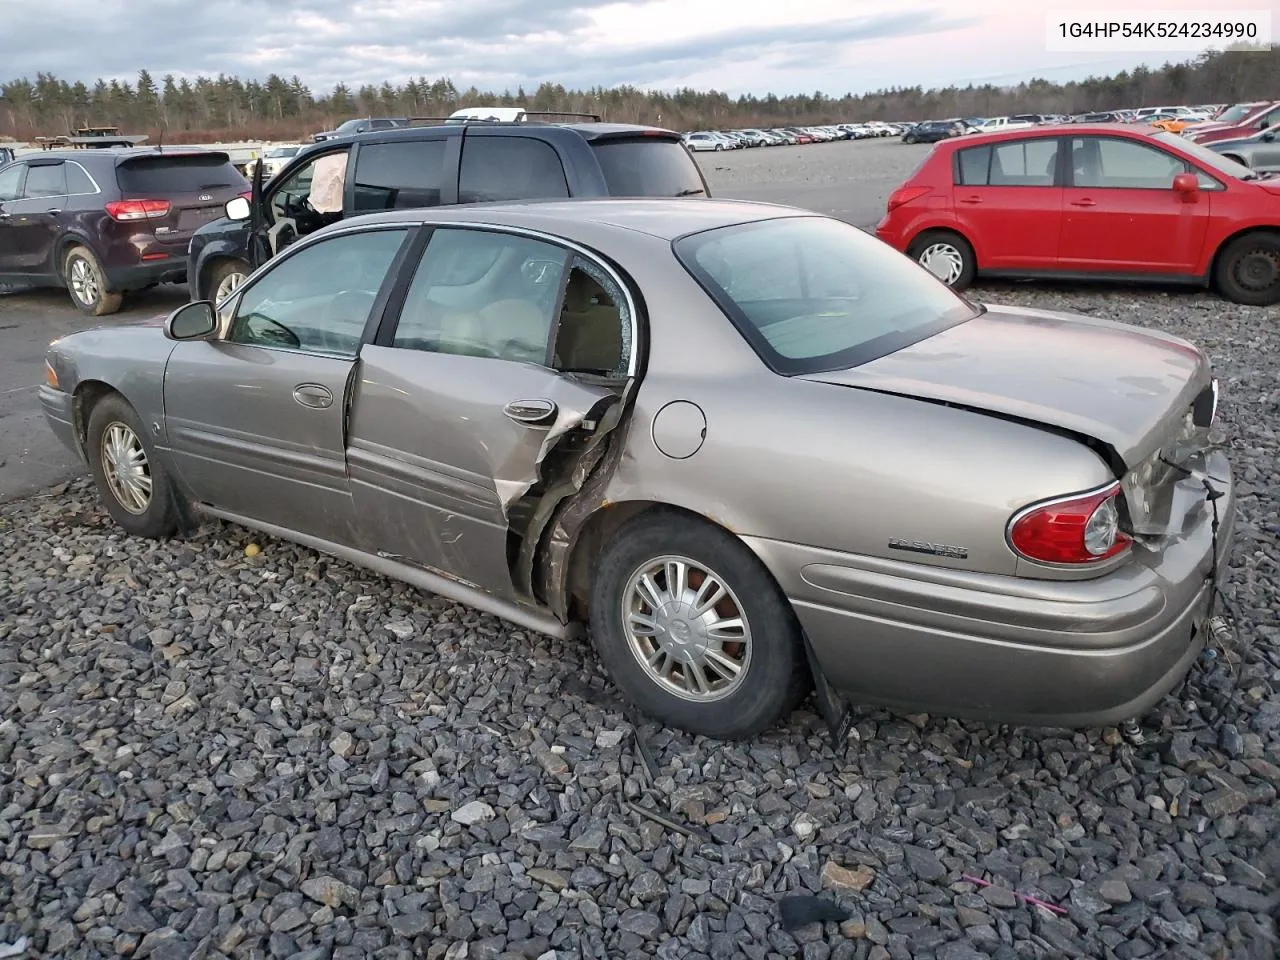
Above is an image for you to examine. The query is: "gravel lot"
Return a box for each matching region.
[2,141,1279,960]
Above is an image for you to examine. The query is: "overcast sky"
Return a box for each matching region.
[2,0,1256,96]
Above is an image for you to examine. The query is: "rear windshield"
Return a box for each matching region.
[674,216,979,375]
[116,155,246,194]
[591,138,707,197]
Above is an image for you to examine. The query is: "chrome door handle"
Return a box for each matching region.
[503,398,557,425]
[293,383,333,408]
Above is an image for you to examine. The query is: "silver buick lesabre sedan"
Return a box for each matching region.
[40,198,1235,740]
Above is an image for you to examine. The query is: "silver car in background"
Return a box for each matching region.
[40,198,1234,740]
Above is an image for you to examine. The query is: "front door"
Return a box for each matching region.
[347,225,634,601]
[7,159,67,274]
[950,136,1064,269]
[163,225,413,545]
[1058,136,1211,273]
[0,162,25,275]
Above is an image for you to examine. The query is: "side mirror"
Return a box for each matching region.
[1172,172,1200,202]
[165,300,218,341]
[1263,132,1275,142]
[225,196,251,221]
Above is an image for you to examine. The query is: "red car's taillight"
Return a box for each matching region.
[887,186,930,211]
[104,199,171,221]
[1007,482,1132,565]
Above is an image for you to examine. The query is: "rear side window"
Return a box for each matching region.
[459,137,569,203]
[591,138,707,197]
[23,162,66,198]
[955,138,1059,186]
[116,155,245,195]
[66,162,96,194]
[0,164,23,201]
[352,140,446,211]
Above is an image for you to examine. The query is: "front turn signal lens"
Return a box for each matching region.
[45,361,59,389]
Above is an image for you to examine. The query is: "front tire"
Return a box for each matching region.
[208,258,251,303]
[86,394,180,539]
[908,229,977,290]
[1214,231,1280,306]
[64,246,123,316]
[588,512,810,739]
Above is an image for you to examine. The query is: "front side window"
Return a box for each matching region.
[392,227,568,364]
[352,140,446,211]
[228,228,408,357]
[458,137,568,203]
[23,162,66,198]
[675,215,978,375]
[1070,137,1187,189]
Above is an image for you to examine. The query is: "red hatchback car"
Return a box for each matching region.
[876,123,1280,305]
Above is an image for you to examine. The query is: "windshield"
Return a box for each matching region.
[674,216,980,375]
[1154,132,1255,179]
[591,138,708,197]
[1215,104,1255,124]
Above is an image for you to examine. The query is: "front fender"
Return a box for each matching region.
[189,222,252,299]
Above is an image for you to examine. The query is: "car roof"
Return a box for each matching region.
[333,197,814,241]
[936,122,1162,147]
[313,120,679,147]
[13,147,230,164]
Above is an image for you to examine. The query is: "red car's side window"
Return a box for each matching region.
[1068,138,1186,190]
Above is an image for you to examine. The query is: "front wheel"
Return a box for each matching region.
[588,512,810,739]
[208,258,252,303]
[1214,231,1280,306]
[86,394,180,539]
[908,229,976,290]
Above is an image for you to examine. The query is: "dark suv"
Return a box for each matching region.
[187,120,711,302]
[0,148,248,315]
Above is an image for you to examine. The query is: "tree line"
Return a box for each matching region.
[0,45,1276,143]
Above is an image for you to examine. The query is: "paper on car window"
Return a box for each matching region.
[308,153,347,213]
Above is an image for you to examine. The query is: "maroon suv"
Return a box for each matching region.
[0,148,248,315]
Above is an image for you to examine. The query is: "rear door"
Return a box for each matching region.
[347,224,634,601]
[1058,135,1211,273]
[950,136,1064,268]
[115,152,248,263]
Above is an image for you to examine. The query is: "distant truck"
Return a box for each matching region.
[0,145,14,167]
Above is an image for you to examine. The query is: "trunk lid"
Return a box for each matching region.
[115,152,248,252]
[800,303,1212,472]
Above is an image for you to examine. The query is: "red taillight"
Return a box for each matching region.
[887,186,930,211]
[1008,482,1131,565]
[104,199,171,222]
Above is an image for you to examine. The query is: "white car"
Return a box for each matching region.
[683,132,734,152]
[974,116,1036,134]
[257,145,303,179]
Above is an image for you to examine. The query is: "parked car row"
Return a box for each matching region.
[0,117,712,314]
[682,122,909,150]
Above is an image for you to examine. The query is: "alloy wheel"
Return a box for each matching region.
[215,270,248,302]
[69,256,99,307]
[621,555,751,702]
[100,422,153,515]
[919,242,965,285]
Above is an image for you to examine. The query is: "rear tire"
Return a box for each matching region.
[1214,231,1280,306]
[64,246,123,316]
[588,511,810,740]
[86,394,180,539]
[908,229,977,290]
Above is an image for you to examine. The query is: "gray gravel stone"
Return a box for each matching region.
[1,144,1278,959]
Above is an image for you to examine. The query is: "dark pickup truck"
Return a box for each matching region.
[187,119,711,302]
